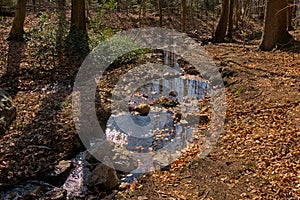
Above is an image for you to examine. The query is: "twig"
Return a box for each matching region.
[200,190,209,200]
[27,145,51,150]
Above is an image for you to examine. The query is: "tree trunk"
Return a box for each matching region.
[195,0,199,18]
[259,0,293,51]
[68,0,89,58]
[287,0,294,30]
[158,0,162,27]
[227,0,234,39]
[181,0,187,32]
[212,0,230,43]
[190,0,195,29]
[204,0,209,17]
[233,0,240,29]
[138,0,145,25]
[126,0,129,16]
[70,0,86,31]
[8,0,27,41]
[32,0,36,11]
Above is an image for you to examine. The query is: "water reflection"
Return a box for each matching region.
[137,77,208,101]
[105,76,208,155]
[104,50,210,172]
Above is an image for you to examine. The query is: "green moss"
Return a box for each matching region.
[234,87,243,95]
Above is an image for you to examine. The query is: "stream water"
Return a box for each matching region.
[0,51,210,199]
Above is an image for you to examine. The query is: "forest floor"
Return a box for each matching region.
[0,5,300,199]
[115,41,300,200]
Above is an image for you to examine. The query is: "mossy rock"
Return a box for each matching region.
[0,89,16,133]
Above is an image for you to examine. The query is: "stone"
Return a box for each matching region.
[174,112,182,123]
[119,182,130,190]
[186,67,200,75]
[22,186,42,199]
[112,149,138,172]
[54,160,72,175]
[46,160,73,186]
[88,163,119,192]
[0,88,16,133]
[133,103,150,116]
[154,96,179,107]
[185,113,209,125]
[44,188,67,200]
[162,99,178,107]
[169,90,178,97]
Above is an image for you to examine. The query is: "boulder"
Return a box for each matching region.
[0,89,16,133]
[88,163,119,192]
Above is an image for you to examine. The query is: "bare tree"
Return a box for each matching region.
[260,0,294,51]
[212,0,230,42]
[8,0,27,41]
